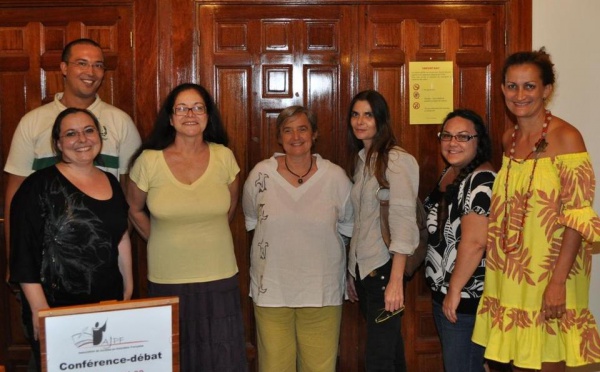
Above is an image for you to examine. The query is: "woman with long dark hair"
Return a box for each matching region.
[346,90,419,371]
[127,83,247,371]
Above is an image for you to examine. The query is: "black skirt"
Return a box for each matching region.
[148,275,248,372]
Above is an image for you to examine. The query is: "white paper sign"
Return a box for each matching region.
[44,305,172,372]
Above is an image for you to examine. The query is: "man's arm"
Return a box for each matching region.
[4,174,26,283]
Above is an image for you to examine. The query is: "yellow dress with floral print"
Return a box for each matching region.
[472,152,600,369]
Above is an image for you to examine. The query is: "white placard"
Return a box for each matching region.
[44,305,173,372]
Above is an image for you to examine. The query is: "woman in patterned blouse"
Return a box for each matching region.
[423,109,495,372]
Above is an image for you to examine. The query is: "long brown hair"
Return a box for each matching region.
[346,90,398,186]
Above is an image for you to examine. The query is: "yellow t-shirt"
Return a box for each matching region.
[129,143,240,283]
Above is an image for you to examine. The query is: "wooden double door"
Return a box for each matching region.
[0,1,530,371]
[197,3,518,371]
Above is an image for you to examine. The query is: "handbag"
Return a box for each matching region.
[377,186,428,279]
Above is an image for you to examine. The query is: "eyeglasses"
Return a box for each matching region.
[173,105,207,116]
[375,306,405,323]
[438,132,478,142]
[67,60,106,71]
[60,127,98,139]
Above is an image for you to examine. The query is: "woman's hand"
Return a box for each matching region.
[346,275,359,302]
[31,311,41,340]
[385,254,406,312]
[542,281,566,319]
[443,290,460,323]
[384,276,404,312]
[443,212,489,324]
[541,227,581,320]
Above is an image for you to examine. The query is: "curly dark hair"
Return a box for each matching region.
[346,90,398,186]
[502,47,555,86]
[129,83,228,168]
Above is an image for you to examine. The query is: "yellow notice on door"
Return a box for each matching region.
[409,61,454,125]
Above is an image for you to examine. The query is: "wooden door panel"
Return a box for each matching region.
[0,7,133,111]
[198,5,352,370]
[0,28,41,369]
[214,66,255,354]
[361,4,505,370]
[305,65,340,158]
[0,6,133,370]
[199,5,351,165]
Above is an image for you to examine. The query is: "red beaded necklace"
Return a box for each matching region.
[501,110,551,253]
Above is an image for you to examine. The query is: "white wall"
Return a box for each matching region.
[533,1,600,370]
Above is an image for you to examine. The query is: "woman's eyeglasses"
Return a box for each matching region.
[173,105,207,116]
[60,127,98,139]
[437,132,478,142]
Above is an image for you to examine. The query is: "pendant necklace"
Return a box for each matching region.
[501,110,551,253]
[285,155,313,184]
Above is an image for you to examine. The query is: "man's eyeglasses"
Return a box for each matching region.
[438,132,479,142]
[67,60,106,71]
[375,306,405,323]
[60,127,98,139]
[173,105,207,116]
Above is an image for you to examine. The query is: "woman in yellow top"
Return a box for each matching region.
[127,83,247,371]
[472,48,600,371]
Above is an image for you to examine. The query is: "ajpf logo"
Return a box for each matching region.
[72,320,118,349]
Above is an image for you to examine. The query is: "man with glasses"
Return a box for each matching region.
[4,38,140,189]
[3,38,140,371]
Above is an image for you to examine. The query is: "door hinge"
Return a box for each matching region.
[504,30,508,46]
[130,32,133,48]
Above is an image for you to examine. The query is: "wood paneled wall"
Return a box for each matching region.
[0,1,531,371]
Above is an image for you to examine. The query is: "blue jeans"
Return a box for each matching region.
[432,299,485,372]
[355,260,407,372]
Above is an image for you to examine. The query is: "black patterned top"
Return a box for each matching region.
[10,165,128,307]
[424,169,495,314]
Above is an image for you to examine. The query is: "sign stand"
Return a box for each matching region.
[38,297,179,372]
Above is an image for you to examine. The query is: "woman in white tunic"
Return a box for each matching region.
[243,106,353,372]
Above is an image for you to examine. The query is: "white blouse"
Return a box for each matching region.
[242,153,354,307]
[348,147,420,280]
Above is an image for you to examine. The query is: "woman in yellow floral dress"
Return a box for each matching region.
[472,48,600,371]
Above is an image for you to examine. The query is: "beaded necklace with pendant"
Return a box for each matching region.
[501,110,551,253]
